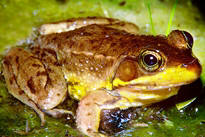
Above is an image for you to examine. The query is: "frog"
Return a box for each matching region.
[2,17,202,137]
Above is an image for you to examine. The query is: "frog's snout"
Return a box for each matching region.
[181,58,202,78]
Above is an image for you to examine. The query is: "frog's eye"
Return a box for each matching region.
[182,31,193,49]
[168,30,194,50]
[139,50,163,72]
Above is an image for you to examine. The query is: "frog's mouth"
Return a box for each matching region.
[112,79,189,108]
[113,63,201,90]
[112,63,201,105]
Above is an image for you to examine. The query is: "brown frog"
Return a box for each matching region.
[2,17,201,137]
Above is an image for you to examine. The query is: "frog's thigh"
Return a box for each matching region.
[38,64,67,110]
[14,50,48,106]
[76,89,128,137]
[39,17,138,35]
[9,48,67,110]
[3,55,45,126]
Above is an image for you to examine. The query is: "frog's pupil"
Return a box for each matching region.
[143,54,157,66]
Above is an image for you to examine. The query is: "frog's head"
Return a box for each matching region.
[112,30,202,104]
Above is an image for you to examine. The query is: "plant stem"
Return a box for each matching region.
[166,0,178,36]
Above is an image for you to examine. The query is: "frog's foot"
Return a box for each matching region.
[38,17,138,35]
[44,108,74,118]
[76,89,132,137]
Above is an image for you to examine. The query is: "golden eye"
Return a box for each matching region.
[139,50,163,72]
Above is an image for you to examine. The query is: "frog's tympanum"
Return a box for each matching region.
[2,17,201,137]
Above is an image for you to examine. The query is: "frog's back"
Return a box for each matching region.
[36,24,170,57]
[37,25,135,56]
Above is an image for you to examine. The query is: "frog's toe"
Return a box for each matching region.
[38,110,46,126]
[44,108,74,118]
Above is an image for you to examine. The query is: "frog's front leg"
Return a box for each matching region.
[39,17,139,35]
[76,86,180,136]
[76,89,132,137]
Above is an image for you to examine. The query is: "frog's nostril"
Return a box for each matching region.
[181,59,202,77]
[181,63,188,68]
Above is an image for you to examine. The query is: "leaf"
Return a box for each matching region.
[176,97,197,110]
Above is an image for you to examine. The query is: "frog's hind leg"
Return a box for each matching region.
[2,50,45,126]
[30,48,73,119]
[39,17,139,35]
